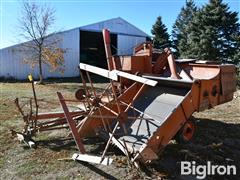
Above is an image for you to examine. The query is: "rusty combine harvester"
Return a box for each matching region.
[14,29,236,166]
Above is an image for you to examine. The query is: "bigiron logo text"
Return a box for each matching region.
[181,161,236,179]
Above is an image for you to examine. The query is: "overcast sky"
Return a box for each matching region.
[0,0,239,49]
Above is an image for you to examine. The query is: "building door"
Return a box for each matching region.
[80,30,117,69]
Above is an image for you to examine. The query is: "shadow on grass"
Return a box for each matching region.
[35,136,123,179]
[36,137,77,151]
[146,117,240,179]
[36,136,123,155]
[28,117,240,179]
[0,74,110,84]
[78,161,118,180]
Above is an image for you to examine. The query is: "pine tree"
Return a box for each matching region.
[231,35,240,65]
[186,0,240,63]
[172,0,197,58]
[151,16,171,49]
[185,9,217,59]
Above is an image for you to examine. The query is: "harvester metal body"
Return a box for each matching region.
[14,29,236,166]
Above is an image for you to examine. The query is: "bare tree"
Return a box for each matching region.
[19,1,65,84]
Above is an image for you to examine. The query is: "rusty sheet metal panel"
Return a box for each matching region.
[118,86,190,152]
[138,87,197,162]
[189,64,221,80]
[220,65,236,95]
[116,56,152,74]
[198,79,220,111]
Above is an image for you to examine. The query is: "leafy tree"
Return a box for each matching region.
[186,0,240,64]
[151,16,171,49]
[172,0,197,58]
[19,1,65,84]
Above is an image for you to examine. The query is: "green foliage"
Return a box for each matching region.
[151,16,171,49]
[174,0,240,64]
[172,0,197,58]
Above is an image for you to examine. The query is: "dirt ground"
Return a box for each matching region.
[0,81,239,180]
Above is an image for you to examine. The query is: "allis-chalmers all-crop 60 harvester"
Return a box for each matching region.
[14,29,236,167]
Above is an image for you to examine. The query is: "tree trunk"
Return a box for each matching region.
[38,48,44,84]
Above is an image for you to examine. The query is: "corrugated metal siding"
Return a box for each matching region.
[41,28,80,78]
[80,17,148,37]
[0,28,80,80]
[0,47,36,80]
[62,28,80,77]
[0,49,9,78]
[12,49,36,79]
[117,35,146,55]
[0,18,149,79]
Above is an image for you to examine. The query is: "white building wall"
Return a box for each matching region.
[41,28,80,78]
[0,28,80,80]
[61,28,80,77]
[0,46,37,80]
[117,35,146,55]
[0,18,149,79]
[0,48,11,78]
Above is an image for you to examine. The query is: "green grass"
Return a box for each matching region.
[0,156,5,169]
[0,81,120,179]
[0,81,240,179]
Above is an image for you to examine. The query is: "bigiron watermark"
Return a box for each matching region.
[181,161,236,179]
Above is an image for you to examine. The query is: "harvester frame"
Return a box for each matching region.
[13,29,236,167]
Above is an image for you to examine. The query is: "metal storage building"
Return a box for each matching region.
[0,17,149,80]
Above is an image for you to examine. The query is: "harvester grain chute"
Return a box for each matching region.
[13,29,236,167]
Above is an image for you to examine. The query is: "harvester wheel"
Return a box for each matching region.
[175,120,195,144]
[75,88,86,100]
